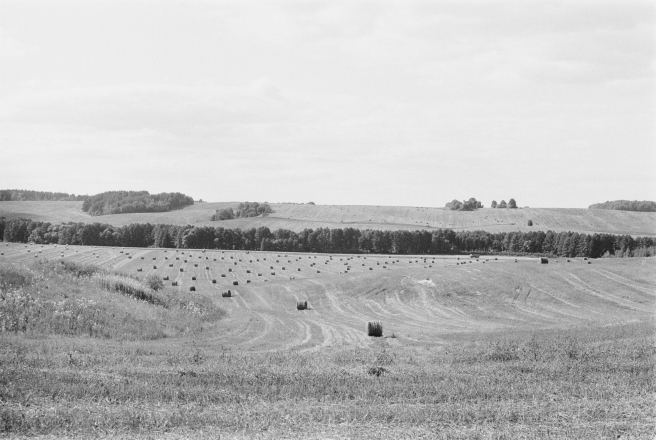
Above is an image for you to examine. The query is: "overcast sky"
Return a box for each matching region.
[1,1,654,208]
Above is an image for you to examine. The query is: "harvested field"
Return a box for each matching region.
[1,201,655,235]
[1,242,654,438]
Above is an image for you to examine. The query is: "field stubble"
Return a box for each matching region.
[0,243,655,438]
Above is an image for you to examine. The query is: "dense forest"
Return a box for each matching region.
[588,200,656,212]
[2,217,653,258]
[0,190,87,201]
[81,191,194,216]
[212,202,273,221]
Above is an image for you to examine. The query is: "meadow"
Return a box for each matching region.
[2,201,656,236]
[1,242,654,438]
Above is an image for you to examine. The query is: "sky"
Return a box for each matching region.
[0,1,654,208]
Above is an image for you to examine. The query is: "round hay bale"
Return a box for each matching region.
[367,321,383,337]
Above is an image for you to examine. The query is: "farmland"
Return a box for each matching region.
[1,242,654,438]
[2,201,656,236]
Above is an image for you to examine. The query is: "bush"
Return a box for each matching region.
[145,274,164,291]
[527,220,533,226]
[296,301,308,310]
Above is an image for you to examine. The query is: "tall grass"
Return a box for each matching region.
[0,321,653,438]
[0,261,223,340]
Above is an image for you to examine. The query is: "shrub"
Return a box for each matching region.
[527,220,533,226]
[222,290,231,297]
[367,321,383,337]
[296,301,308,310]
[145,274,164,291]
[189,286,196,292]
[233,281,238,286]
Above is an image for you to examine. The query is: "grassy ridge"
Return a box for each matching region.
[1,201,656,235]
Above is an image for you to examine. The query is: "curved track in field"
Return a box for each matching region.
[2,243,655,353]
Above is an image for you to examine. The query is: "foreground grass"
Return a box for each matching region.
[1,321,654,439]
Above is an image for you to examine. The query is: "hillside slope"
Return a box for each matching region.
[1,201,655,236]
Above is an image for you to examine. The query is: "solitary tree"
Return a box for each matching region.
[491,200,497,208]
[498,200,507,208]
[527,219,533,226]
[508,198,518,209]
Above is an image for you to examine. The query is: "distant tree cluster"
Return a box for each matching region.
[588,200,656,212]
[2,216,653,259]
[491,198,517,209]
[445,198,483,211]
[81,191,194,216]
[0,190,87,201]
[211,202,273,221]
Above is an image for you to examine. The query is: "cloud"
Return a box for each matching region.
[0,27,33,60]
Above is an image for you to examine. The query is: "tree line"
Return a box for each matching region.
[588,200,656,212]
[212,202,273,221]
[1,217,653,258]
[0,189,87,201]
[82,191,194,216]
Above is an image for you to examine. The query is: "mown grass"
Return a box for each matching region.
[0,318,653,438]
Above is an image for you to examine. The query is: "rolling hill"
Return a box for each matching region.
[1,200,655,236]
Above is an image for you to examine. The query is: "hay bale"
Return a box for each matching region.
[367,321,383,337]
[539,257,549,264]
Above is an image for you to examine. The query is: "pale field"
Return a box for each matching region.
[1,201,656,235]
[1,242,655,438]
